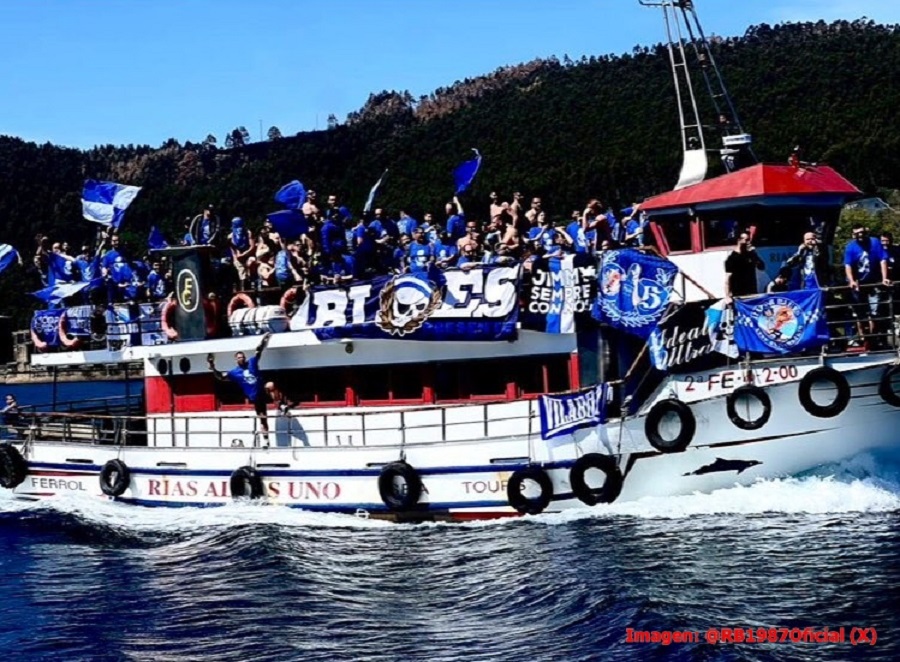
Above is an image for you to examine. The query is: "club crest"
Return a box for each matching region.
[598,257,675,329]
[749,298,805,349]
[375,275,443,336]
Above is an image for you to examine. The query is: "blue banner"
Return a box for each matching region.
[31,310,63,349]
[539,383,614,440]
[592,249,678,339]
[733,290,829,354]
[293,265,521,341]
[522,253,597,334]
[82,179,142,229]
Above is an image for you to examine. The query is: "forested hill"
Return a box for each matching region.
[2,18,900,320]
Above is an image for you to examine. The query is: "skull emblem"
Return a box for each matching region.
[390,277,434,328]
[377,276,436,336]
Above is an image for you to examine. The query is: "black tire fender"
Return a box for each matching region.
[726,385,772,431]
[798,367,850,418]
[99,459,130,497]
[507,466,554,515]
[378,461,423,511]
[879,365,900,408]
[0,444,27,489]
[645,398,696,453]
[230,465,265,499]
[569,453,623,506]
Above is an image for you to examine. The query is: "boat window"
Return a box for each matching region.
[279,367,347,405]
[391,364,425,401]
[435,363,466,401]
[512,358,545,395]
[466,359,510,398]
[354,366,390,402]
[703,218,739,248]
[661,217,693,252]
[546,355,570,393]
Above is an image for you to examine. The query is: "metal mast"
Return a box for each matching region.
[638,0,757,188]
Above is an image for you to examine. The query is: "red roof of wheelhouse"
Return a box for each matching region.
[641,164,861,214]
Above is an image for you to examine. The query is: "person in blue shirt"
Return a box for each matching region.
[407,228,435,274]
[397,211,418,237]
[208,332,273,446]
[146,261,169,300]
[434,230,459,270]
[844,224,890,346]
[781,232,829,290]
[445,196,466,242]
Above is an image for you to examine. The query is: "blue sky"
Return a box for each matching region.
[1,0,898,149]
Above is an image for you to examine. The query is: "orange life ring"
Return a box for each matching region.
[161,300,179,340]
[30,326,49,353]
[279,287,304,315]
[227,292,256,317]
[162,298,219,341]
[57,311,84,350]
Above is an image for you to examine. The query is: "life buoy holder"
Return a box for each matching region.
[569,453,623,506]
[878,365,900,408]
[798,367,850,418]
[161,298,219,340]
[507,466,554,515]
[726,385,772,431]
[227,292,256,318]
[378,461,423,511]
[645,398,695,453]
[280,287,304,316]
[57,311,84,351]
[230,465,264,499]
[99,459,130,497]
[0,444,28,489]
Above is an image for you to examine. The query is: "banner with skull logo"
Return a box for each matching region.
[293,265,521,341]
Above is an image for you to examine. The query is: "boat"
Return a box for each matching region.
[3,1,899,520]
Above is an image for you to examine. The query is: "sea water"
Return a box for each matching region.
[1,385,899,660]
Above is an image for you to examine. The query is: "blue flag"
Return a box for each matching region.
[32,280,99,305]
[266,209,309,241]
[592,249,678,339]
[363,169,389,214]
[0,244,20,275]
[733,290,829,354]
[453,148,482,194]
[274,180,307,210]
[82,179,142,229]
[47,252,75,285]
[148,226,169,250]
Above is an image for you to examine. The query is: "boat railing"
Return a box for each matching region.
[3,398,544,449]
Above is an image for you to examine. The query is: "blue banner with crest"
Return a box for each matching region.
[292,265,521,341]
[733,290,829,354]
[592,249,678,339]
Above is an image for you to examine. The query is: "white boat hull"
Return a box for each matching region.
[8,354,900,521]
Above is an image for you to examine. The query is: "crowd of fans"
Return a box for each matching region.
[29,191,648,306]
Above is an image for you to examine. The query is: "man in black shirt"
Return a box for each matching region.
[724,231,765,300]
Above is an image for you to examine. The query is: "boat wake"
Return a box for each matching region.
[1,451,898,534]
[537,450,900,525]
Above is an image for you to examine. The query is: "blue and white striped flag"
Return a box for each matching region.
[82,179,143,229]
[0,244,20,275]
[363,169,389,214]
